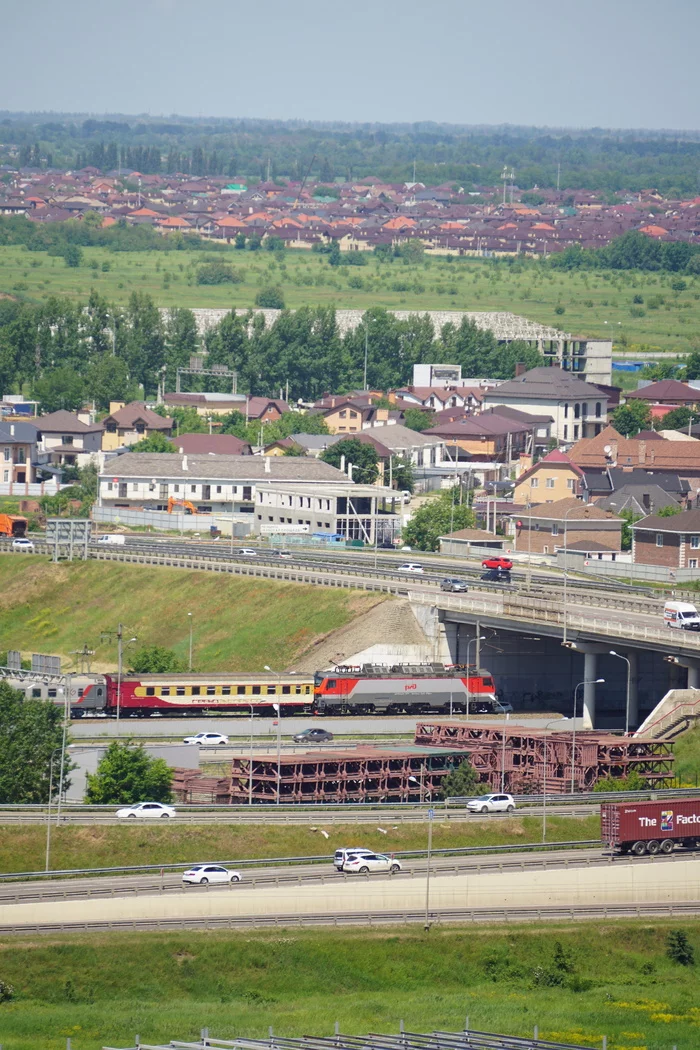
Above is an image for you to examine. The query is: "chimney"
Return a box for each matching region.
[638,441,646,465]
[515,362,527,378]
[182,455,188,471]
[340,454,346,473]
[642,491,651,512]
[10,424,14,436]
[348,462,354,481]
[178,446,183,454]
[264,456,271,473]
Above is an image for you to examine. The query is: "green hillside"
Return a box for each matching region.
[0,557,381,672]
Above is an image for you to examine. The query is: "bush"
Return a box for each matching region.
[0,979,14,1003]
[63,244,82,267]
[196,261,243,285]
[255,286,285,309]
[85,741,174,804]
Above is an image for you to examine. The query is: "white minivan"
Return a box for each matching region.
[97,534,126,546]
[664,600,700,631]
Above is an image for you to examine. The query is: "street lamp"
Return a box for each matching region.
[188,612,193,672]
[542,717,564,844]
[465,635,486,718]
[570,679,604,793]
[45,746,63,871]
[116,625,137,727]
[609,650,632,735]
[55,673,74,827]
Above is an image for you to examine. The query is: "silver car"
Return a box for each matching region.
[467,793,516,815]
[342,853,402,875]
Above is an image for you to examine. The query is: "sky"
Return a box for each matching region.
[1,0,699,130]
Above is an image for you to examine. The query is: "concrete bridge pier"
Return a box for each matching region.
[564,641,610,729]
[674,656,700,690]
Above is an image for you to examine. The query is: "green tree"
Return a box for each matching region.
[63,244,82,268]
[85,354,140,410]
[438,758,480,800]
[658,503,683,517]
[128,645,186,673]
[402,489,475,551]
[85,741,173,804]
[0,680,66,803]
[619,509,642,550]
[34,365,85,413]
[390,455,414,493]
[196,261,243,285]
[666,930,695,966]
[131,432,177,453]
[403,407,436,432]
[611,400,651,437]
[320,438,379,484]
[656,406,699,432]
[684,350,700,382]
[158,404,208,435]
[255,286,285,309]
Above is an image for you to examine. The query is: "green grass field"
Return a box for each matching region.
[1,242,699,352]
[2,922,699,1050]
[1,815,600,874]
[0,557,380,672]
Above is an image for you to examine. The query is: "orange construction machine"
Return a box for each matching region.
[167,497,196,515]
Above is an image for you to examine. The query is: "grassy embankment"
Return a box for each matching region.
[0,815,600,873]
[1,242,699,351]
[0,557,380,672]
[2,923,700,1049]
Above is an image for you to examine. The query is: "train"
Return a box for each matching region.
[1,662,502,718]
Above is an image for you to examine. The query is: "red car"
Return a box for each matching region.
[482,556,513,571]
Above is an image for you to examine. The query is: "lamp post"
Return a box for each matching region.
[609,650,632,735]
[45,746,63,872]
[188,612,193,672]
[465,635,486,718]
[570,679,604,794]
[116,625,137,728]
[55,673,74,827]
[542,717,563,844]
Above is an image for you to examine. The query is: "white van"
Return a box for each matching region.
[97,534,126,546]
[664,600,700,631]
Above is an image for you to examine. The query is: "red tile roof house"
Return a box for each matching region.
[625,380,700,422]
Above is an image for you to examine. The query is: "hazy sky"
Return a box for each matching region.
[2,0,698,130]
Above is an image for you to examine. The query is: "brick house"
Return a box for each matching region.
[101,401,174,451]
[510,497,622,556]
[632,509,700,570]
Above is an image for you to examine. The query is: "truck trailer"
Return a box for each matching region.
[601,798,700,856]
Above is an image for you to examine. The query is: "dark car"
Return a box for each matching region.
[481,568,512,584]
[293,728,334,744]
[482,555,513,571]
[440,578,469,593]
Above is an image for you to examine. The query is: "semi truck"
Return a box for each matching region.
[0,514,28,538]
[601,798,700,856]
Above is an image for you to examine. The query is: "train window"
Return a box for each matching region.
[48,689,57,698]
[252,685,261,695]
[236,686,245,695]
[295,685,302,694]
[327,680,337,689]
[191,686,201,696]
[32,688,42,698]
[176,687,186,696]
[266,685,276,695]
[146,687,155,696]
[161,688,170,696]
[221,686,231,696]
[282,685,290,695]
[206,687,216,696]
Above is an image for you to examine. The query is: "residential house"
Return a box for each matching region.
[98,453,401,543]
[570,426,700,497]
[423,415,531,463]
[362,422,445,471]
[510,497,622,556]
[513,449,586,505]
[631,509,700,570]
[482,366,608,442]
[320,399,376,434]
[625,379,700,422]
[31,410,103,471]
[480,405,553,450]
[438,528,505,558]
[101,402,174,451]
[162,392,249,417]
[0,421,36,484]
[595,484,680,518]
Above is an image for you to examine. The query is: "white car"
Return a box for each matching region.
[334,846,374,870]
[466,793,516,815]
[11,537,34,551]
[236,548,258,556]
[182,864,241,885]
[342,852,402,875]
[115,801,177,819]
[398,562,424,573]
[183,732,229,746]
